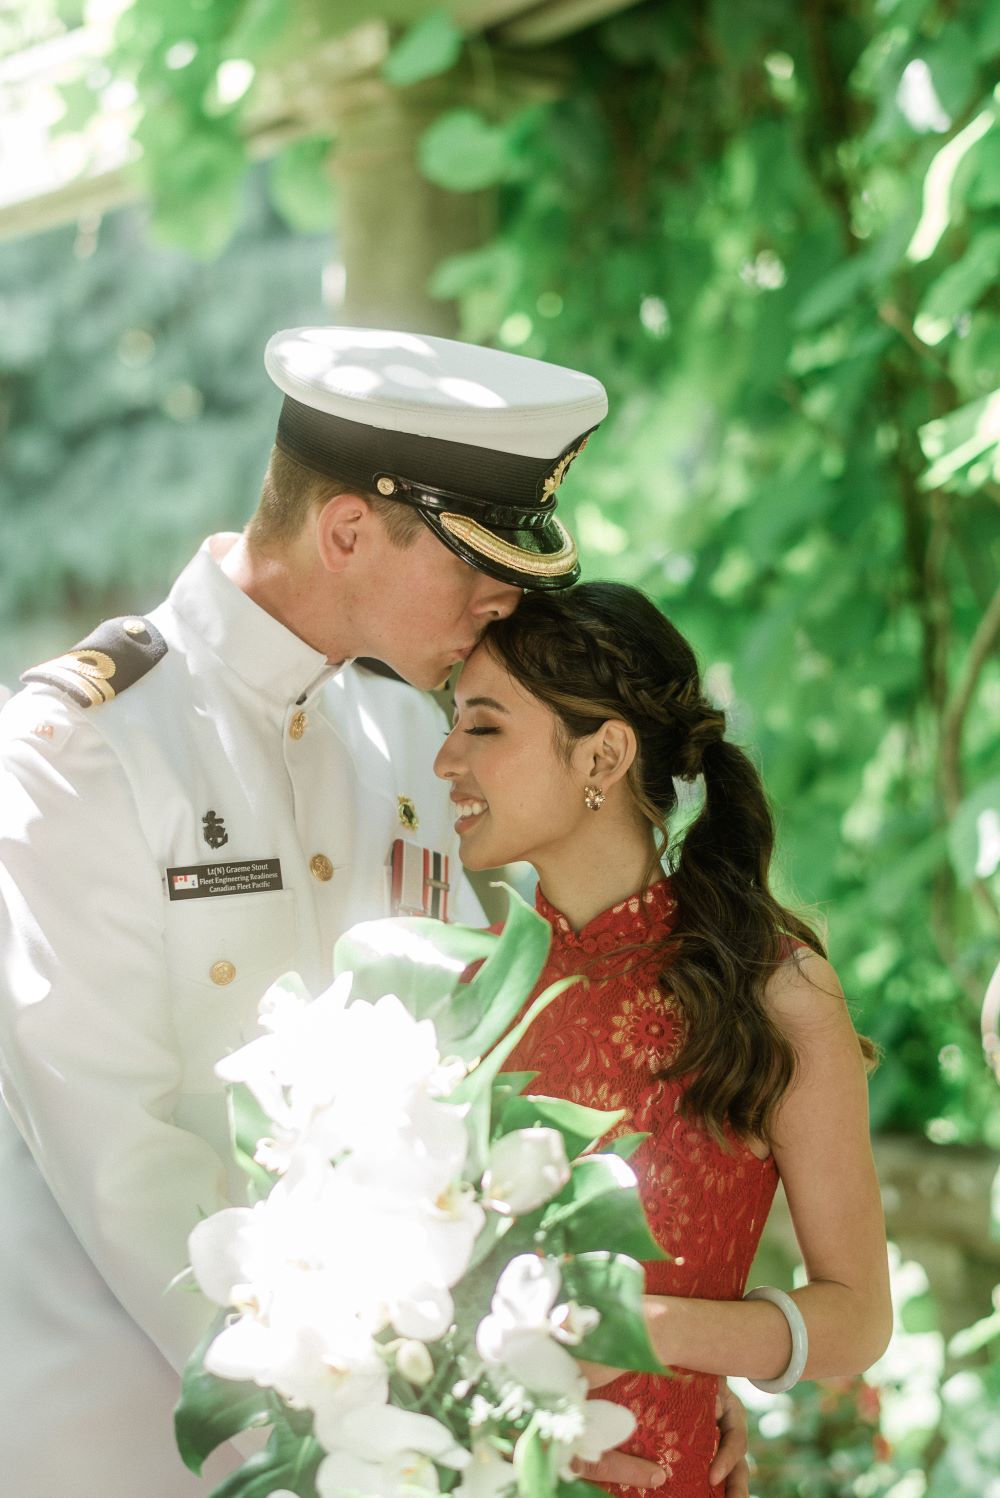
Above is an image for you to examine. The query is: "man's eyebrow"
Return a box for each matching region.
[457,696,510,713]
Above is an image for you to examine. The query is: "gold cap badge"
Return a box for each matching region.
[540,435,590,501]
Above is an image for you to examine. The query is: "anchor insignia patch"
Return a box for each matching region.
[202,810,229,850]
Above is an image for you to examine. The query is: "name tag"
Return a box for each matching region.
[166,859,283,901]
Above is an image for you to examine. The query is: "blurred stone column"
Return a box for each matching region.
[328,75,495,336]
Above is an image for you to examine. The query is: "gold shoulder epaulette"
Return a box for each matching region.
[21,616,167,709]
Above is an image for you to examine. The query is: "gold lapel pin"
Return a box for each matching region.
[397,795,419,832]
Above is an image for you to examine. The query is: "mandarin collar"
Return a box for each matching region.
[167,536,340,707]
[536,877,677,955]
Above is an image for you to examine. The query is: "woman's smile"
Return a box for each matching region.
[450,794,489,833]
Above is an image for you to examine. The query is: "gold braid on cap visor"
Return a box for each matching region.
[439,513,578,578]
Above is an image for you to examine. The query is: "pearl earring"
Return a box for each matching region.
[583,784,605,811]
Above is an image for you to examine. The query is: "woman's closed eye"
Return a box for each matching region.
[464,725,499,736]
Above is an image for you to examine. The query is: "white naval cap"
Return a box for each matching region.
[264,326,608,589]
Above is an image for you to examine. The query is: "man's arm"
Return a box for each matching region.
[0,694,228,1371]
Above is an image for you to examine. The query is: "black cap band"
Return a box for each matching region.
[276,395,565,510]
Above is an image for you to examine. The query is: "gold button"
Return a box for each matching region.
[289,710,307,740]
[376,476,396,496]
[122,618,147,637]
[309,853,334,882]
[210,960,237,986]
[32,722,55,739]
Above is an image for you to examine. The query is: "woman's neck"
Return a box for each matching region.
[532,817,661,932]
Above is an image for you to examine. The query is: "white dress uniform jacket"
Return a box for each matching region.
[0,536,481,1498]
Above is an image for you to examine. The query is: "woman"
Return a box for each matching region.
[434,582,891,1497]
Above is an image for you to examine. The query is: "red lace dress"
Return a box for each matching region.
[504,879,779,1497]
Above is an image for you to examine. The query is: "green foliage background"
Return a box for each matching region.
[5,0,997,1140]
[1,1,999,1488]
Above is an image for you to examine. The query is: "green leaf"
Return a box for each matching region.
[497,1094,627,1159]
[542,1156,667,1262]
[493,1071,539,1105]
[446,886,557,1061]
[969,132,1000,207]
[451,976,578,1175]
[918,25,979,121]
[143,129,248,259]
[419,109,514,192]
[947,776,1000,886]
[900,1288,939,1335]
[224,0,293,62]
[514,1420,557,1498]
[557,1483,609,1498]
[228,1082,277,1201]
[793,253,876,330]
[559,1181,668,1264]
[384,11,463,87]
[561,1253,667,1375]
[914,229,1000,347]
[269,137,336,234]
[602,1131,650,1161]
[918,386,1000,490]
[948,1307,1000,1359]
[333,913,494,1025]
[205,1424,325,1498]
[174,1314,273,1475]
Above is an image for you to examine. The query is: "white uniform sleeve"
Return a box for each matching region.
[0,696,225,1373]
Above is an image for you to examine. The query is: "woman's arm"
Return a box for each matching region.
[635,951,892,1383]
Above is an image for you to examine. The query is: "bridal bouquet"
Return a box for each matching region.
[176,889,667,1498]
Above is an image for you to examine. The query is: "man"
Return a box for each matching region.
[0,327,748,1496]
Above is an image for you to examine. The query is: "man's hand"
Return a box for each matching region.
[572,1451,666,1489]
[708,1379,750,1498]
[577,1363,751,1494]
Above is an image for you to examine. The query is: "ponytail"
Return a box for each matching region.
[660,737,818,1143]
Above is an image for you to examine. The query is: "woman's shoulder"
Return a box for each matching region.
[764,947,852,1042]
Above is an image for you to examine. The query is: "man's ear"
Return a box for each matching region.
[314,492,373,574]
[573,719,637,790]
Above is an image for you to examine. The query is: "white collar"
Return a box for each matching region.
[167,535,339,707]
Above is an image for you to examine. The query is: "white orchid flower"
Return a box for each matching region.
[215,971,352,1129]
[551,1398,637,1479]
[317,1445,441,1498]
[453,1441,517,1498]
[476,1255,597,1397]
[316,1404,468,1497]
[481,1128,571,1215]
[222,984,472,1191]
[268,1315,389,1432]
[394,1339,434,1386]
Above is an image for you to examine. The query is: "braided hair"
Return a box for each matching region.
[484,581,856,1145]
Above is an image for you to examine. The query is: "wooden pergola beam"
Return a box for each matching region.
[0,0,641,244]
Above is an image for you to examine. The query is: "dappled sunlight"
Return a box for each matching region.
[907,103,998,263]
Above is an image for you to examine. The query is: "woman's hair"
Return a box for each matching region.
[485,581,875,1146]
